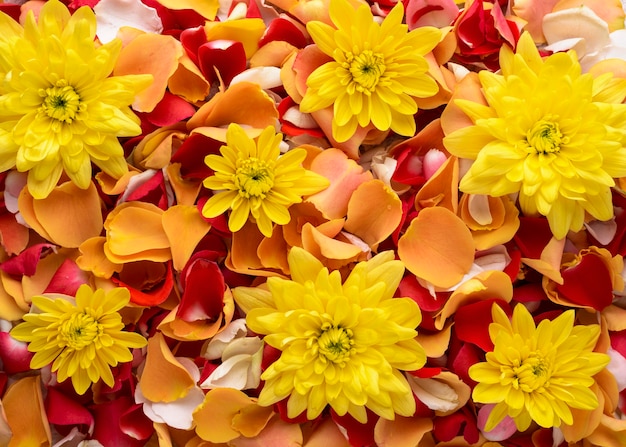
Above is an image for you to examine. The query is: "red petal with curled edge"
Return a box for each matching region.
[113,261,175,307]
[398,274,442,312]
[434,407,479,444]
[513,216,553,259]
[556,252,614,311]
[45,387,94,433]
[408,367,442,379]
[259,17,308,48]
[171,133,223,180]
[198,40,247,86]
[455,299,510,352]
[277,97,325,138]
[143,91,196,127]
[176,255,225,322]
[451,342,482,386]
[0,332,33,374]
[179,25,208,65]
[44,259,90,296]
[122,169,169,210]
[0,243,55,276]
[91,397,148,447]
[332,410,378,447]
[119,403,154,441]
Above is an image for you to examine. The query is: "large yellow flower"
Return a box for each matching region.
[299,0,440,142]
[469,303,609,432]
[0,0,152,198]
[443,32,626,239]
[10,285,147,395]
[202,123,329,237]
[233,247,426,422]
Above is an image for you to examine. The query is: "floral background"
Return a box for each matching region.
[1,0,626,446]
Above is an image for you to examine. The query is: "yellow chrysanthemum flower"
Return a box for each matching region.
[10,285,147,395]
[299,0,440,142]
[0,0,152,199]
[443,31,626,239]
[202,123,329,237]
[233,247,426,422]
[469,303,609,432]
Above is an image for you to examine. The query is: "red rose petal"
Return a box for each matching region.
[556,253,614,311]
[259,17,308,48]
[0,332,33,374]
[171,133,223,180]
[113,261,175,307]
[197,40,247,86]
[0,243,55,277]
[45,387,94,432]
[143,91,196,127]
[455,299,510,352]
[44,259,90,296]
[91,397,147,447]
[176,256,225,322]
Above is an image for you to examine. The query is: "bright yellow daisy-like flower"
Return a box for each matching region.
[10,285,147,395]
[443,31,626,239]
[0,0,152,199]
[299,0,440,143]
[233,247,426,422]
[202,123,329,237]
[469,303,609,432]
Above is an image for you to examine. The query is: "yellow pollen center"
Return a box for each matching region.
[40,80,81,123]
[317,323,354,365]
[347,50,386,92]
[60,312,100,350]
[235,158,275,199]
[527,118,567,154]
[503,352,551,393]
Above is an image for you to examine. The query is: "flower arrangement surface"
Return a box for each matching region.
[1,0,626,446]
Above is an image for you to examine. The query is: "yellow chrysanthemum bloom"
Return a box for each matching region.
[10,285,147,395]
[443,31,626,239]
[0,0,152,199]
[299,0,440,142]
[202,123,329,237]
[469,303,609,432]
[233,247,426,422]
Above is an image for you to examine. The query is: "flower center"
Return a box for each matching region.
[505,352,551,393]
[60,312,101,350]
[317,323,355,365]
[347,50,386,92]
[235,158,275,199]
[526,118,567,154]
[40,80,82,123]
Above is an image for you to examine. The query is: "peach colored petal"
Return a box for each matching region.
[281,50,302,103]
[398,207,475,289]
[132,124,187,170]
[301,221,365,266]
[2,376,51,446]
[415,322,453,358]
[139,332,196,402]
[77,236,124,279]
[193,388,257,443]
[166,164,203,206]
[434,270,513,330]
[374,416,433,447]
[0,277,27,321]
[162,205,212,271]
[95,167,142,196]
[114,33,184,112]
[586,414,626,446]
[26,181,103,248]
[230,414,303,447]
[168,53,211,103]
[440,72,486,136]
[0,402,10,447]
[229,221,267,274]
[282,202,326,248]
[560,382,605,442]
[302,417,350,447]
[104,201,171,263]
[0,213,28,256]
[307,148,373,219]
[231,405,275,438]
[603,305,626,331]
[1,271,27,311]
[554,0,626,32]
[407,371,471,416]
[521,236,565,284]
[187,82,279,133]
[250,41,298,69]
[205,19,266,59]
[17,186,53,241]
[155,0,219,19]
[257,229,290,274]
[414,155,459,214]
[460,194,520,251]
[511,0,560,43]
[344,179,402,248]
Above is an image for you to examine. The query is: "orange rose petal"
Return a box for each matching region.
[521,236,565,284]
[104,202,171,263]
[1,271,27,310]
[193,388,256,443]
[461,194,521,251]
[603,304,626,331]
[95,167,141,196]
[162,205,212,271]
[230,414,303,447]
[154,0,219,19]
[169,53,211,103]
[302,416,350,447]
[398,207,475,289]
[434,270,513,330]
[77,237,123,279]
[166,164,203,206]
[159,307,224,341]
[187,82,278,131]
[374,416,433,447]
[440,72,486,136]
[28,182,103,248]
[133,125,187,170]
[587,414,626,446]
[139,332,196,402]
[0,213,29,256]
[414,155,459,214]
[17,186,53,241]
[307,148,373,219]
[231,405,275,438]
[301,221,363,263]
[3,376,51,446]
[229,221,265,272]
[344,179,402,248]
[589,58,626,80]
[560,382,605,442]
[205,19,266,59]
[257,229,290,274]
[0,278,27,321]
[114,33,184,112]
[415,322,453,358]
[250,40,298,68]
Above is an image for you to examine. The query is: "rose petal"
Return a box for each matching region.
[95,0,163,44]
[177,256,225,322]
[374,416,433,447]
[162,205,212,271]
[2,376,50,446]
[45,387,94,432]
[193,388,258,443]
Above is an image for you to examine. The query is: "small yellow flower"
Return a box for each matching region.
[299,0,440,142]
[443,31,626,239]
[469,303,609,432]
[233,247,426,422]
[10,285,147,395]
[0,0,152,198]
[202,123,329,237]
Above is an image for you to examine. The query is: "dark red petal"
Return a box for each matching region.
[398,274,443,312]
[113,261,175,307]
[45,387,94,432]
[0,243,55,276]
[91,397,147,447]
[556,253,614,311]
[0,332,33,374]
[177,257,225,322]
[121,170,169,210]
[455,299,510,352]
[259,17,308,49]
[197,40,247,86]
[119,403,154,441]
[331,410,378,447]
[171,133,222,180]
[179,25,208,65]
[143,91,196,127]
[513,217,553,259]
